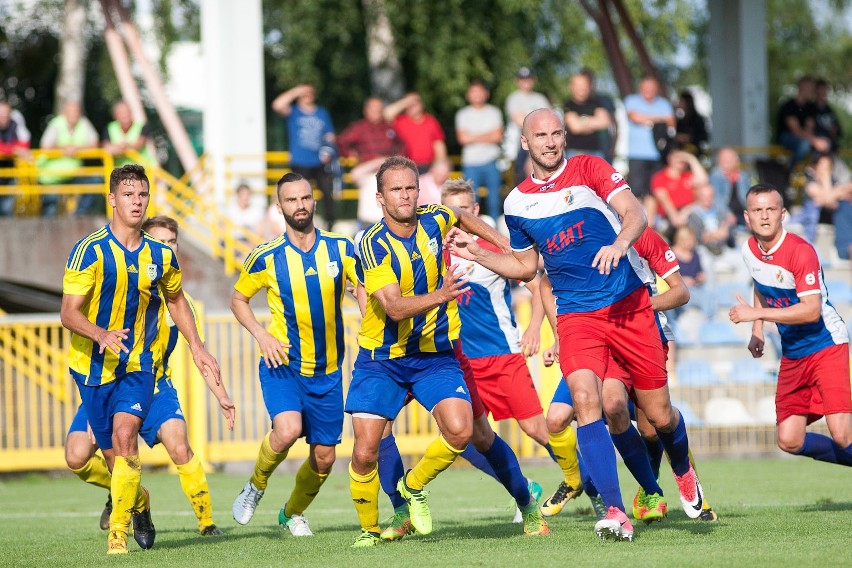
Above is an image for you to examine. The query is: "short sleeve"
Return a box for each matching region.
[361,236,397,295]
[634,228,679,279]
[506,214,533,252]
[575,154,631,202]
[342,238,361,286]
[434,205,458,239]
[63,241,98,296]
[234,247,269,298]
[159,251,183,295]
[791,243,822,297]
[429,116,445,141]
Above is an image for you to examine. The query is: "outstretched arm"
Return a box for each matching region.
[371,264,470,322]
[444,227,539,281]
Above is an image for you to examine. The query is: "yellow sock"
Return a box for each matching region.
[109,455,142,535]
[70,454,112,490]
[176,454,214,530]
[284,459,329,517]
[549,426,582,488]
[406,436,462,491]
[249,432,289,490]
[348,463,380,533]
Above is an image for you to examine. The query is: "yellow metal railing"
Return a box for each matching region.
[0,301,821,473]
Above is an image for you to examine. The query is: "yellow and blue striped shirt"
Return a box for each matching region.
[154,292,203,393]
[235,229,359,377]
[63,225,182,386]
[358,204,460,360]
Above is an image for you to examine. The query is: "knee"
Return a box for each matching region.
[65,444,92,470]
[166,441,193,465]
[546,406,573,434]
[351,444,379,471]
[271,424,301,452]
[644,405,676,433]
[520,422,550,447]
[602,399,630,433]
[830,431,852,449]
[313,448,336,474]
[442,417,472,450]
[776,431,804,454]
[112,423,138,451]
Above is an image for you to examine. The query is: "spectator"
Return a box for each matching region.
[383,92,447,172]
[455,80,504,221]
[417,158,451,206]
[563,71,611,160]
[0,101,29,217]
[625,75,675,217]
[709,147,751,228]
[674,90,709,157]
[670,225,712,319]
[813,79,842,154]
[103,101,153,168]
[337,97,404,225]
[226,183,265,244]
[687,182,733,255]
[38,101,100,217]
[504,67,550,186]
[650,148,709,232]
[775,76,829,168]
[271,83,337,228]
[799,153,852,244]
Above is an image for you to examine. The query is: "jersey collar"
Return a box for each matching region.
[757,229,787,256]
[529,159,568,185]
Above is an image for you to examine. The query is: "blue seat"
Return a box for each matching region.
[676,359,720,386]
[826,280,852,305]
[728,357,772,384]
[699,321,741,346]
[715,281,752,306]
[671,399,703,426]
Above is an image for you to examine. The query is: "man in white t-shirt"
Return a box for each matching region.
[504,68,550,186]
[226,183,265,244]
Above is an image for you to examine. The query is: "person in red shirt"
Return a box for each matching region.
[649,148,708,231]
[383,92,447,172]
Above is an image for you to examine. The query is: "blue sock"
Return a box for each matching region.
[797,433,852,466]
[578,451,598,498]
[643,436,665,479]
[378,434,407,510]
[611,425,663,495]
[460,444,498,480]
[482,435,531,507]
[577,419,624,511]
[543,442,557,462]
[656,410,691,477]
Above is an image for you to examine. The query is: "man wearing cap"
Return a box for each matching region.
[505,68,551,186]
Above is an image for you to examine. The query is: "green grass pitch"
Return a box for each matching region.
[1,458,849,567]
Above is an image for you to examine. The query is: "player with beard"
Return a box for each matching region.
[230,172,360,537]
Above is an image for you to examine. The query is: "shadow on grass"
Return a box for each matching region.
[150,522,359,550]
[799,500,852,513]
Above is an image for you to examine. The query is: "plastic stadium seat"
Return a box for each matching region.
[825,280,852,305]
[728,357,772,384]
[671,399,702,427]
[704,397,757,426]
[676,359,720,386]
[698,321,742,346]
[755,396,776,424]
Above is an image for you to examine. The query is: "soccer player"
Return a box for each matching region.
[440,179,583,517]
[730,183,851,467]
[64,216,235,536]
[60,164,221,555]
[445,109,705,542]
[346,156,546,547]
[230,172,359,537]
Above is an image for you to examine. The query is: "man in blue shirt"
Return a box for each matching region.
[272,84,337,227]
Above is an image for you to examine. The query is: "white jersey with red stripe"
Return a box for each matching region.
[448,237,521,358]
[742,230,848,359]
[633,227,679,342]
[504,155,646,314]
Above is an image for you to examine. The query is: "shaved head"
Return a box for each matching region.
[522,108,563,138]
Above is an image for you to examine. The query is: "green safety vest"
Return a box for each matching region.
[38,117,94,184]
[107,120,153,167]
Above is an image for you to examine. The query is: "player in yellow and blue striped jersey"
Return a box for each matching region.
[60,165,222,555]
[230,172,360,537]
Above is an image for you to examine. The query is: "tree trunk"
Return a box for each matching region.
[55,0,88,110]
[580,0,634,98]
[362,0,404,101]
[99,0,146,122]
[609,0,664,89]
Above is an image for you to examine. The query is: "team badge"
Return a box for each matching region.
[326,261,340,278]
[564,190,574,205]
[428,238,439,257]
[775,270,783,283]
[146,264,158,280]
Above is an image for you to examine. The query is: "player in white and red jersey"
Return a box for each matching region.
[441,179,583,518]
[446,109,705,542]
[730,183,851,467]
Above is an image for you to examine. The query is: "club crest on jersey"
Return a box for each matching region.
[564,190,574,205]
[146,264,157,280]
[775,270,783,283]
[326,261,339,278]
[428,238,439,257]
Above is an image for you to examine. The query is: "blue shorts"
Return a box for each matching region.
[259,360,343,446]
[345,348,471,419]
[139,382,185,448]
[77,371,155,450]
[68,404,88,435]
[550,377,636,421]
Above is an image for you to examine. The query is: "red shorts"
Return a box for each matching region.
[455,341,487,419]
[776,343,851,425]
[557,286,668,391]
[468,353,544,421]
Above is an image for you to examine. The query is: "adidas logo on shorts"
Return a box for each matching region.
[130,403,142,411]
[455,386,466,394]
